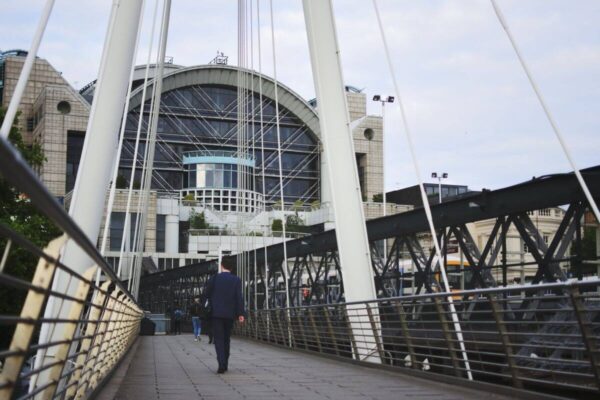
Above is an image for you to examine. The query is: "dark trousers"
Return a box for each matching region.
[212,318,234,369]
[201,318,213,342]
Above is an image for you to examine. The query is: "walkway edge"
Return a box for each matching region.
[235,337,572,400]
[90,336,141,400]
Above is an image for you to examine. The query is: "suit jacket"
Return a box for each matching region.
[206,272,244,320]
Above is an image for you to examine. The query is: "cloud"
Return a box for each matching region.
[3,0,599,194]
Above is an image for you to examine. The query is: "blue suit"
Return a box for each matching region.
[206,271,245,371]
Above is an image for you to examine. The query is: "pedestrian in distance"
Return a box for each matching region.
[172,303,183,335]
[205,256,245,374]
[199,292,213,344]
[189,297,202,341]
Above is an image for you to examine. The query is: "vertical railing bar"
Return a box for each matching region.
[569,287,600,391]
[343,306,359,360]
[308,308,322,353]
[323,307,340,356]
[0,235,65,400]
[44,265,97,399]
[433,297,463,377]
[366,304,386,362]
[296,310,309,350]
[394,302,419,369]
[487,294,523,388]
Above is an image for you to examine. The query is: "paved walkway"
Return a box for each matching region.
[110,335,513,400]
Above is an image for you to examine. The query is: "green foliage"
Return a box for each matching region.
[581,227,597,260]
[271,218,283,232]
[310,200,320,210]
[183,193,195,201]
[189,210,210,229]
[116,174,128,189]
[292,199,304,212]
[286,214,308,233]
[372,193,383,203]
[0,107,61,347]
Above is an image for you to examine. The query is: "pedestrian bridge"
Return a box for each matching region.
[100,335,511,400]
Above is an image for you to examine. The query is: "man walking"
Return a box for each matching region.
[206,256,245,374]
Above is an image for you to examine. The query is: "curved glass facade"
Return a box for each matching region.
[120,82,320,206]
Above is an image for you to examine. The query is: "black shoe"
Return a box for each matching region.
[217,368,225,374]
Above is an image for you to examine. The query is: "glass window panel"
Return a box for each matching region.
[214,169,223,187]
[196,170,205,187]
[206,171,214,187]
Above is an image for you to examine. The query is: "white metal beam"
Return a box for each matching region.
[32,0,144,393]
[302,0,380,362]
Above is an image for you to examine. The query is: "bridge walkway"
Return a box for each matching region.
[102,335,514,400]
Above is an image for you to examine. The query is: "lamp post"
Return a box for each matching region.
[373,95,394,261]
[431,172,448,204]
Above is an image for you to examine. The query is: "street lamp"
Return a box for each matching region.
[372,95,394,215]
[373,95,394,261]
[431,172,448,204]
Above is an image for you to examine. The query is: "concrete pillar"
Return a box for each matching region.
[165,214,179,253]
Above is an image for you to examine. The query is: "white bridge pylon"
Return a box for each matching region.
[303,0,381,363]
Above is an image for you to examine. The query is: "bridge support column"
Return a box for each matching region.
[165,214,179,254]
[33,0,144,393]
[303,0,380,363]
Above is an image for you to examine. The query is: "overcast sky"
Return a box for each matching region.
[2,0,599,192]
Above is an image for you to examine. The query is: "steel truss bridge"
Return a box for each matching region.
[137,165,600,396]
[0,0,599,398]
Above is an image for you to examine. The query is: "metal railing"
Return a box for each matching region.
[237,279,600,396]
[0,135,143,398]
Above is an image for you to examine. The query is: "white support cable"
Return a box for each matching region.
[99,0,148,265]
[0,0,55,139]
[256,0,269,310]
[372,0,473,379]
[490,0,600,224]
[130,0,171,297]
[128,24,165,290]
[269,0,291,312]
[116,0,160,280]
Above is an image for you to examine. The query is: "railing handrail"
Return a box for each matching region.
[0,135,137,303]
[254,278,600,312]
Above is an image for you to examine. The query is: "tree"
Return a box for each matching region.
[0,107,61,347]
[372,193,383,203]
[189,210,210,230]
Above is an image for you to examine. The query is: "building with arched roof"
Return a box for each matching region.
[2,52,402,272]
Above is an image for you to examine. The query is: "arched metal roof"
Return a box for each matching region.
[127,64,321,141]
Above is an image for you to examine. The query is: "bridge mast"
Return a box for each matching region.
[302,0,380,362]
[33,0,145,390]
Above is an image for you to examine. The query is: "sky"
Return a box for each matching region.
[2,0,599,192]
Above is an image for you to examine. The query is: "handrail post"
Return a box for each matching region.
[323,307,340,356]
[308,308,322,353]
[296,310,309,350]
[0,235,64,399]
[343,306,359,360]
[366,304,386,362]
[433,297,463,377]
[44,265,97,398]
[569,286,600,390]
[395,302,418,369]
[487,294,522,388]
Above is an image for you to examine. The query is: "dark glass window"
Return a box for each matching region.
[110,212,140,251]
[66,130,86,192]
[156,214,166,252]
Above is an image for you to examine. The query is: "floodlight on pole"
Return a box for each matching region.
[431,172,448,204]
[372,94,394,261]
